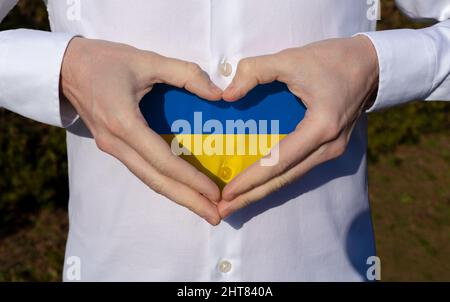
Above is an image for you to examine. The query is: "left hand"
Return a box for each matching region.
[218,35,379,218]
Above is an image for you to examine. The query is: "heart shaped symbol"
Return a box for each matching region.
[140,82,306,188]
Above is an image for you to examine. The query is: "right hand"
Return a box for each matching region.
[61,37,223,225]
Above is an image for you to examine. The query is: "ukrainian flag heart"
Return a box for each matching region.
[140,82,306,188]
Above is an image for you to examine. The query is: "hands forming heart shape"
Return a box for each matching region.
[61,35,379,225]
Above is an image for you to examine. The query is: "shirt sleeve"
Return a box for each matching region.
[0,1,79,127]
[358,0,450,112]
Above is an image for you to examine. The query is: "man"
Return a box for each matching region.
[0,0,449,281]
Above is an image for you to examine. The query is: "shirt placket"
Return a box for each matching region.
[207,0,244,282]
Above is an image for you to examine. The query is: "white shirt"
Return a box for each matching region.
[0,0,449,281]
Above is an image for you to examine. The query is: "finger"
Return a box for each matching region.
[222,113,335,201]
[222,54,281,102]
[154,55,223,100]
[96,132,221,225]
[107,107,221,203]
[218,136,346,219]
[217,150,319,219]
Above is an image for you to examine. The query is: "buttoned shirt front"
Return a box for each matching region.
[1,0,449,281]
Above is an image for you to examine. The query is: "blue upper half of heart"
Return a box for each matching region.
[139,81,306,134]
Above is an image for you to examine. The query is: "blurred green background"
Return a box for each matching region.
[0,0,449,281]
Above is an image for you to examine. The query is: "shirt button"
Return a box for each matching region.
[219,166,233,181]
[218,260,232,273]
[219,59,233,77]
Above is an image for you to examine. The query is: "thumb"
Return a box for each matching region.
[223,54,281,102]
[154,54,223,101]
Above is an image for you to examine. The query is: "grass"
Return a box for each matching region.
[0,208,67,282]
[369,133,450,281]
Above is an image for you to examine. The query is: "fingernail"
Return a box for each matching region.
[206,215,220,226]
[223,195,234,202]
[209,81,222,94]
[220,211,231,220]
[223,85,237,101]
[221,186,235,201]
[221,192,234,201]
[218,203,232,219]
[225,83,236,93]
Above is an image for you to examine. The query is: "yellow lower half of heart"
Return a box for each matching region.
[161,134,286,188]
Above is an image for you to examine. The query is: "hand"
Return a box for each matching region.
[218,35,379,218]
[61,37,223,225]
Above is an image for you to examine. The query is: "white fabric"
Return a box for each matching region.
[363,20,450,111]
[0,29,76,126]
[0,0,449,281]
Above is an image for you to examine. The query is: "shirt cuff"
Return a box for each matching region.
[356,28,436,112]
[0,29,79,127]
